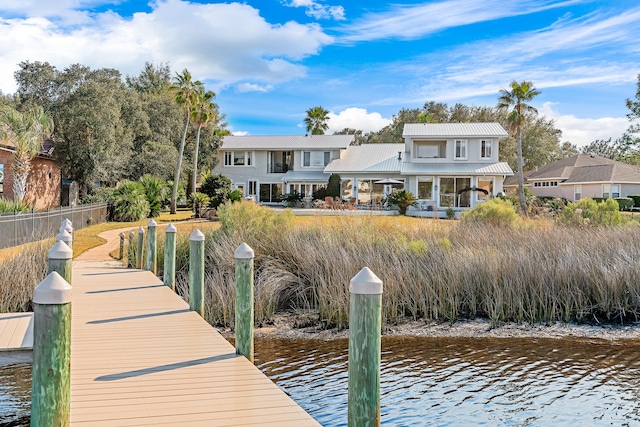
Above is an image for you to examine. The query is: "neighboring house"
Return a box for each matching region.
[0,139,61,209]
[503,154,640,202]
[213,122,513,211]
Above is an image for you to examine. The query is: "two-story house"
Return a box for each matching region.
[214,123,513,211]
[325,123,513,210]
[213,134,354,203]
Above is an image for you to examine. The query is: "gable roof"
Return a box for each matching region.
[222,135,354,150]
[403,122,508,138]
[324,144,404,173]
[0,138,55,157]
[506,154,640,186]
[401,162,513,176]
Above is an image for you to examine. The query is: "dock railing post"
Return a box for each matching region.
[128,230,135,267]
[136,227,144,270]
[48,240,73,285]
[119,232,125,260]
[348,267,383,427]
[60,219,73,249]
[56,229,73,254]
[146,219,157,274]
[31,271,72,427]
[164,224,177,291]
[234,242,255,363]
[189,229,205,316]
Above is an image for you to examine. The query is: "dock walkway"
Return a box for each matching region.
[3,227,320,426]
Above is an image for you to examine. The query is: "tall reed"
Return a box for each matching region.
[167,202,640,329]
[0,240,49,312]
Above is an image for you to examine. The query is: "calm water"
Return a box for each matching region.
[3,337,640,426]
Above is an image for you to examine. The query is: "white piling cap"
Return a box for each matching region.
[60,223,73,234]
[33,271,72,304]
[57,229,72,242]
[349,267,383,295]
[48,240,72,260]
[235,242,255,259]
[119,232,125,237]
[148,219,157,227]
[165,223,177,233]
[62,218,72,227]
[138,226,145,234]
[190,229,205,241]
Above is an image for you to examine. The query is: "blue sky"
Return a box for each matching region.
[0,1,639,146]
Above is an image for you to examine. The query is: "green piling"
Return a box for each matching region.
[119,232,125,260]
[145,219,157,274]
[234,242,255,363]
[136,227,144,270]
[348,267,383,427]
[48,240,73,285]
[31,271,72,427]
[189,229,205,316]
[128,230,135,268]
[164,223,177,291]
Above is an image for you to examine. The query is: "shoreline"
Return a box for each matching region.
[220,312,640,341]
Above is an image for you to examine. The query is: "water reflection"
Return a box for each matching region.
[255,336,640,427]
[0,363,31,426]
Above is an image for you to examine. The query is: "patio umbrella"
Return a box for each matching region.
[374,178,404,185]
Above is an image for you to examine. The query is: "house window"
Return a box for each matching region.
[439,177,471,208]
[534,181,558,187]
[0,163,4,194]
[481,140,492,159]
[417,177,433,200]
[303,151,330,167]
[603,184,620,198]
[224,151,252,166]
[248,180,257,196]
[574,185,582,201]
[259,183,282,203]
[477,178,494,201]
[455,140,467,160]
[414,140,446,159]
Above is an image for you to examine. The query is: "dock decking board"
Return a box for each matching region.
[69,260,321,426]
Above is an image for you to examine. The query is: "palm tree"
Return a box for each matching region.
[497,80,541,213]
[304,106,330,135]
[190,85,218,199]
[169,69,200,214]
[0,106,54,202]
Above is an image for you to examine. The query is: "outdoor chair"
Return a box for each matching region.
[324,196,335,209]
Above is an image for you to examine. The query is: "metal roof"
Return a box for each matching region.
[281,171,331,182]
[401,162,514,176]
[403,122,508,138]
[324,144,404,173]
[221,135,354,150]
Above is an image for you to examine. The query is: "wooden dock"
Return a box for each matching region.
[2,228,321,426]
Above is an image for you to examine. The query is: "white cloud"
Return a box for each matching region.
[232,131,249,136]
[0,0,333,93]
[339,0,580,42]
[282,0,345,21]
[540,102,629,147]
[236,83,273,93]
[327,107,391,134]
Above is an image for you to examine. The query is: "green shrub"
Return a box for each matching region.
[112,181,150,221]
[560,197,622,226]
[628,195,640,207]
[445,207,456,220]
[200,174,232,208]
[81,186,114,205]
[0,197,30,213]
[283,190,304,207]
[312,186,328,200]
[327,173,341,197]
[591,197,606,203]
[217,200,294,245]
[615,197,634,211]
[460,198,521,227]
[189,192,210,218]
[139,175,169,217]
[228,189,243,202]
[386,189,418,215]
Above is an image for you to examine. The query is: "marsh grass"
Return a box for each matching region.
[0,240,48,312]
[162,202,640,330]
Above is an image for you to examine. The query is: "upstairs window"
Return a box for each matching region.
[481,140,492,159]
[414,140,446,159]
[224,151,253,166]
[303,151,330,167]
[455,140,467,160]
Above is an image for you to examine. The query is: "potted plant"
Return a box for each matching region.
[386,189,418,215]
[283,191,304,208]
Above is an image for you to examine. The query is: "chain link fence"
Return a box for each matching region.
[0,203,109,250]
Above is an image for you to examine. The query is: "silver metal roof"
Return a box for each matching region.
[403,122,508,138]
[401,162,514,176]
[324,144,404,173]
[281,171,331,182]
[222,135,354,150]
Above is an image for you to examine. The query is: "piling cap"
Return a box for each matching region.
[165,223,177,233]
[57,229,72,243]
[48,240,73,260]
[33,271,72,304]
[62,218,72,227]
[120,232,125,238]
[349,267,383,295]
[148,218,157,227]
[235,242,255,259]
[138,226,145,235]
[60,223,73,234]
[190,229,205,241]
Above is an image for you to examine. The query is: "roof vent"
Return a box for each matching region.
[398,151,402,160]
